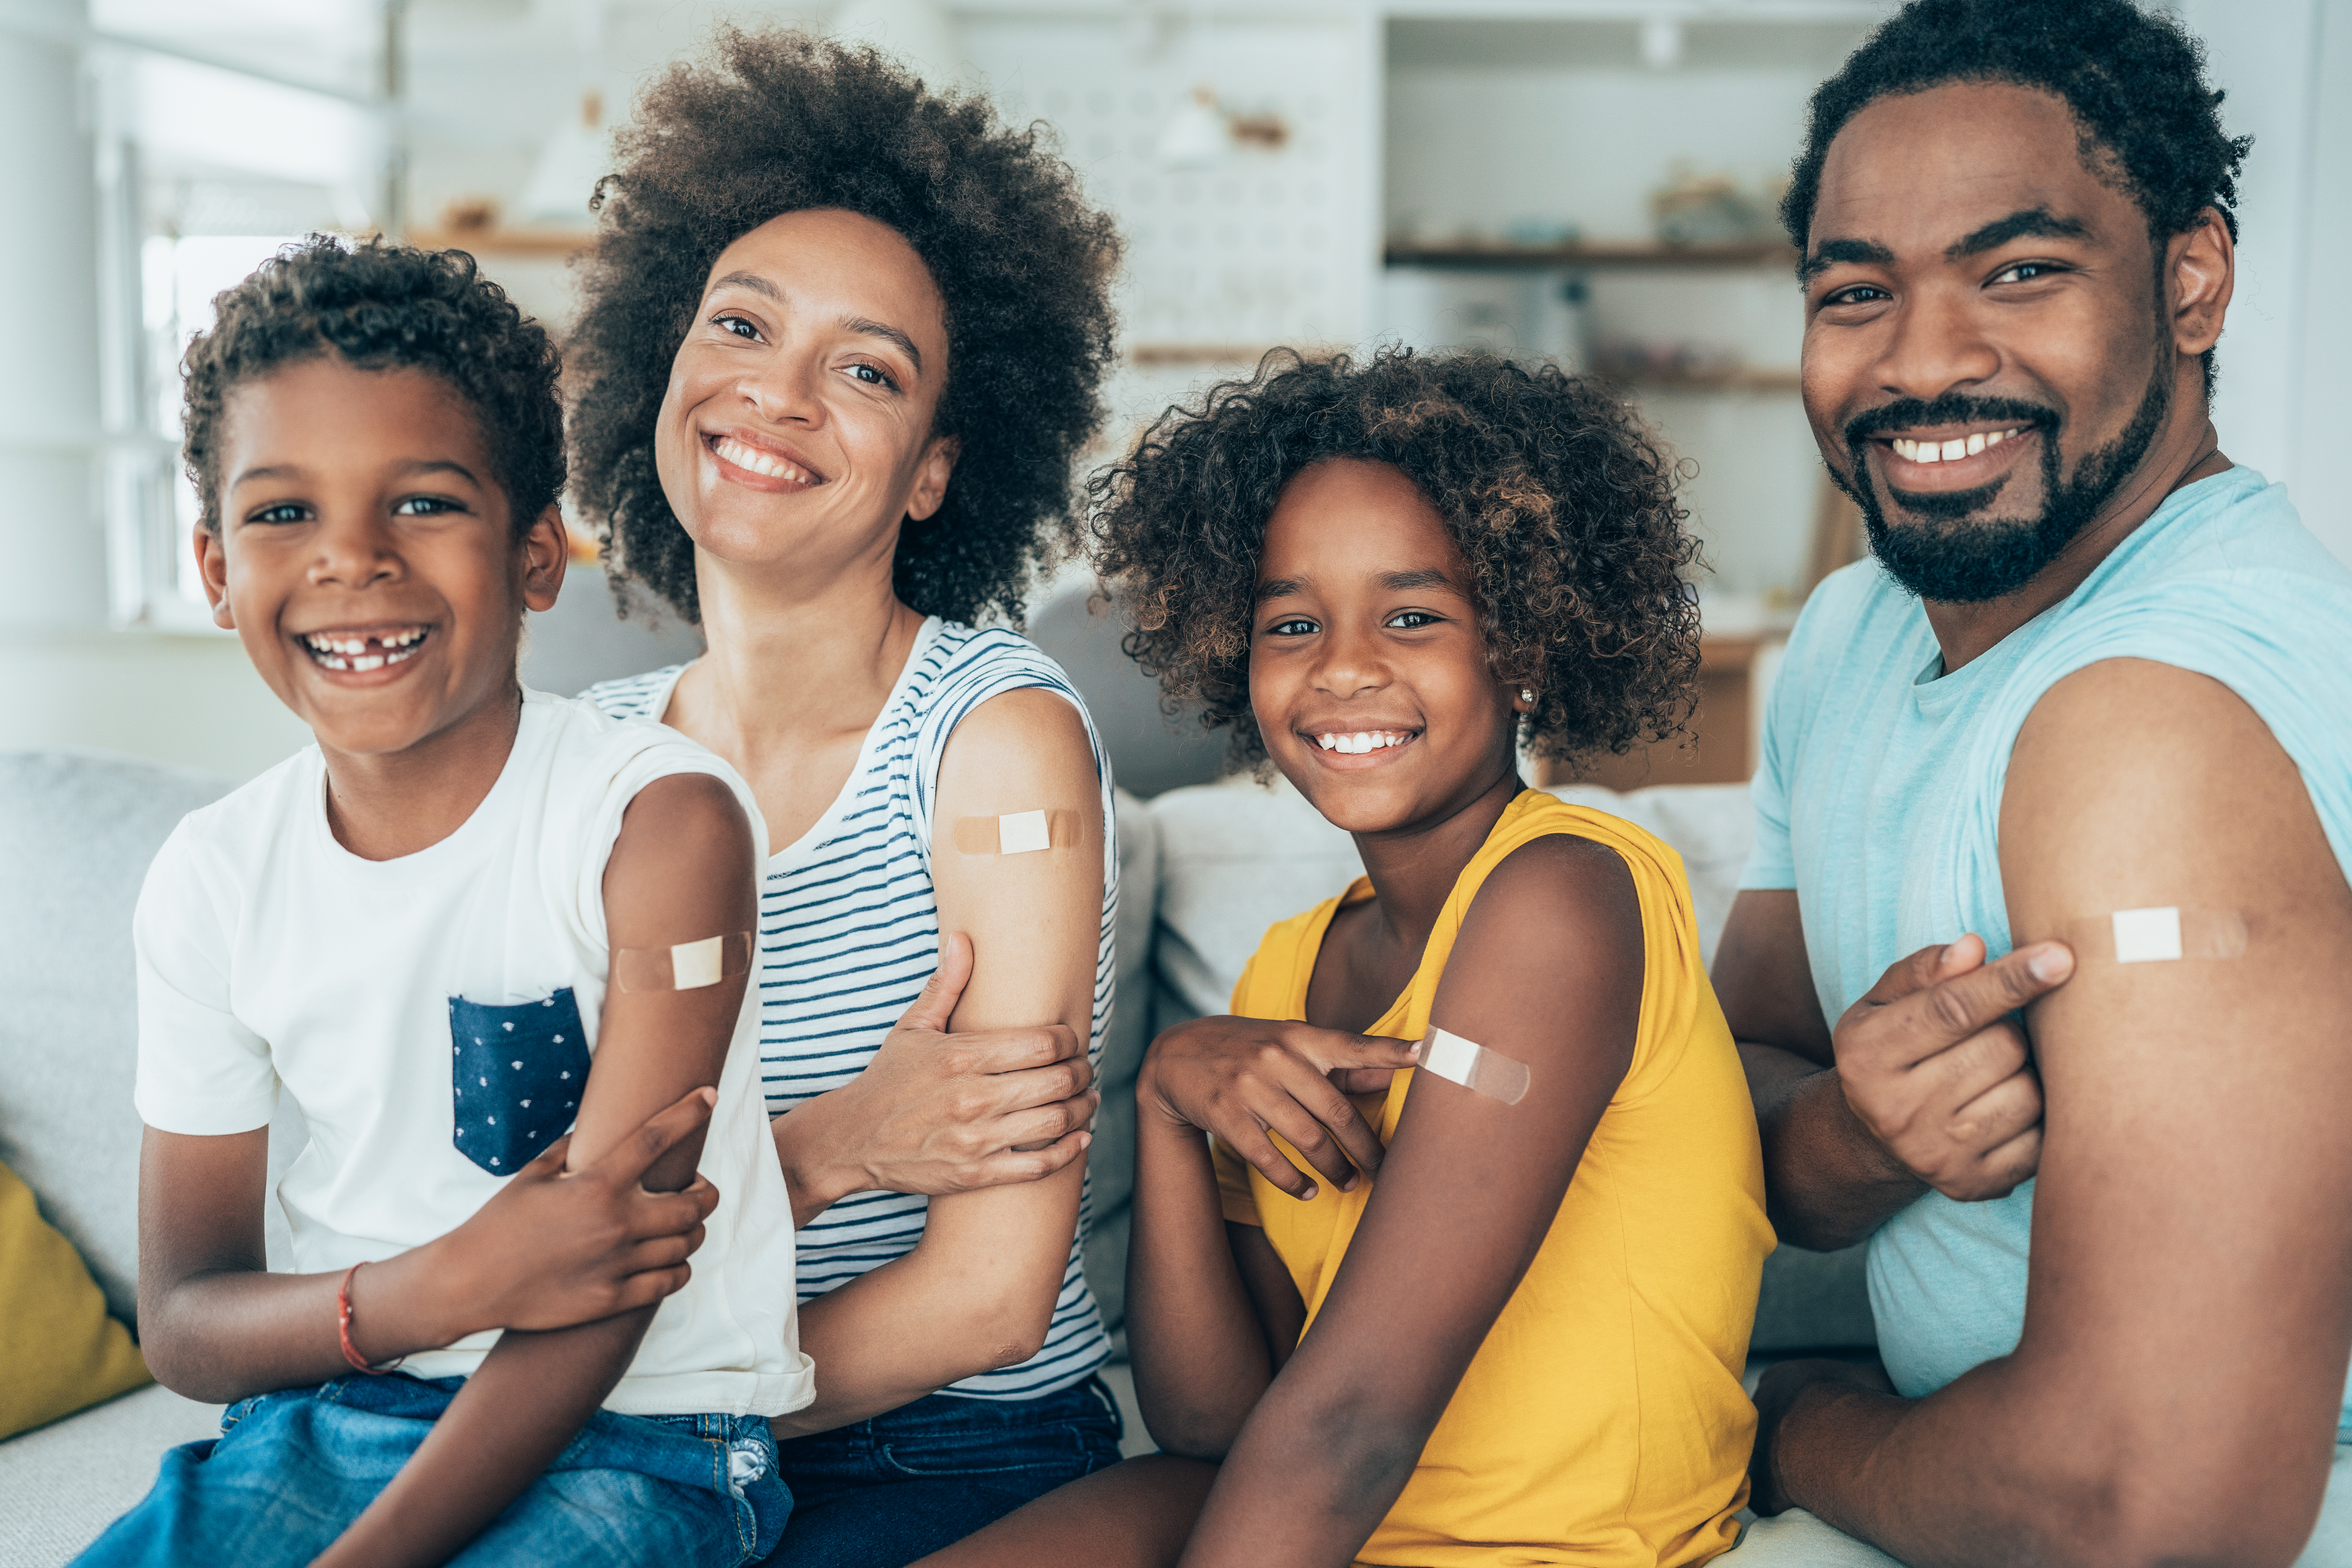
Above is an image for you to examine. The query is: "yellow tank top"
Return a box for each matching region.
[1214,789,1769,1567]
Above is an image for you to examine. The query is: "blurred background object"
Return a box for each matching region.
[2,0,2345,792]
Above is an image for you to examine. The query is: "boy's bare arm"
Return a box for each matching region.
[1757,661,2352,1568]
[314,771,758,1568]
[774,690,1103,1434]
[1175,835,1642,1568]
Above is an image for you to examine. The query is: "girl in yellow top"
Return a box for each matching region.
[914,350,1769,1568]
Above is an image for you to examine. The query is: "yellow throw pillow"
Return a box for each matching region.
[0,1158,151,1439]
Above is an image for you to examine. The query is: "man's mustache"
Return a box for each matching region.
[1843,393,2060,451]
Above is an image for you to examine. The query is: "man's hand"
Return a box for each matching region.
[1833,934,2070,1202]
[1140,1016,1425,1200]
[775,931,1099,1225]
[1748,1357,1898,1517]
[430,1087,722,1341]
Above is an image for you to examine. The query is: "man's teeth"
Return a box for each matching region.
[713,436,817,485]
[301,628,427,671]
[1315,731,1409,754]
[1891,428,2019,465]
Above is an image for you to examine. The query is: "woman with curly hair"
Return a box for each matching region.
[565,31,1127,1566]
[920,349,1771,1568]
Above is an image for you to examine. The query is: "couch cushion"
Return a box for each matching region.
[0,1158,151,1439]
[0,1382,223,1566]
[0,751,234,1324]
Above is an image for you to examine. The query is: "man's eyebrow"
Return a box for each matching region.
[1798,238,1896,283]
[841,316,922,374]
[1256,576,1306,603]
[1380,568,1454,593]
[1947,207,2094,258]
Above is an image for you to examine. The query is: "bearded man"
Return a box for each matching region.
[1720,2,2352,1565]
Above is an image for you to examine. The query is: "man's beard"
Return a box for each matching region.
[1836,355,2171,604]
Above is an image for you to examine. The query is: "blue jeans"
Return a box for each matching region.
[760,1375,1123,1568]
[74,1373,790,1568]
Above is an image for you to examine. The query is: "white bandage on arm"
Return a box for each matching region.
[613,932,755,993]
[950,809,1084,855]
[2060,907,2249,964]
[1417,1027,1532,1106]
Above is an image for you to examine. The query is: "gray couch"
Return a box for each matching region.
[0,749,1870,1565]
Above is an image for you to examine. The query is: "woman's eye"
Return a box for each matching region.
[1387,610,1441,630]
[247,502,309,524]
[1265,617,1318,637]
[846,362,896,389]
[392,495,462,517]
[713,313,761,341]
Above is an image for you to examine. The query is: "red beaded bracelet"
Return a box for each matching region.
[337,1261,405,1376]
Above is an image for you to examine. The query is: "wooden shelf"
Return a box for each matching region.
[1385,238,1795,270]
[404,227,596,258]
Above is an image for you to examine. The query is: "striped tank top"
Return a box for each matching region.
[586,617,1115,1399]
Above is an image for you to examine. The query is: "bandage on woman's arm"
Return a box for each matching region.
[311,771,758,1568]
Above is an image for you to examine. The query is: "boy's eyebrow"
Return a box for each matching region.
[230,463,303,488]
[230,458,482,489]
[1256,575,1307,603]
[1380,568,1455,592]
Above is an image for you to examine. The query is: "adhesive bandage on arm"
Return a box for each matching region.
[2060,907,2249,965]
[613,933,755,993]
[1417,1028,1532,1106]
[950,809,1084,856]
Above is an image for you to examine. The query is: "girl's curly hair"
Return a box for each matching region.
[183,236,563,535]
[1088,348,1702,775]
[566,29,1121,628]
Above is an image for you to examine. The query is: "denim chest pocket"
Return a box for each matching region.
[449,989,589,1177]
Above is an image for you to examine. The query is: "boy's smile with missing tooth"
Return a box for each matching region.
[194,357,565,771]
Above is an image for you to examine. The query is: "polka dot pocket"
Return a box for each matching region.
[448,988,590,1177]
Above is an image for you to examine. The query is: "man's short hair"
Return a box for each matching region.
[1782,0,2250,394]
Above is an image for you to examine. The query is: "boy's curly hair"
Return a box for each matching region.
[1783,0,2249,394]
[566,29,1121,628]
[182,236,564,535]
[1089,349,1701,774]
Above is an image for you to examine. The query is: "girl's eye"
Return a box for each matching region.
[392,495,463,517]
[846,362,896,389]
[713,313,761,341]
[1265,616,1318,637]
[1387,610,1441,630]
[247,502,309,524]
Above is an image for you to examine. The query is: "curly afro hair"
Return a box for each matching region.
[182,235,563,535]
[1088,349,1702,775]
[566,29,1121,629]
[1782,0,2249,394]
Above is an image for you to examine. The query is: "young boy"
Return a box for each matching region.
[76,238,809,1568]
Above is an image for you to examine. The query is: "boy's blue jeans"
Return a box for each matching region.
[762,1374,1123,1568]
[72,1373,790,1568]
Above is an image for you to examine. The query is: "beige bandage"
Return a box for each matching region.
[950,809,1084,856]
[613,932,755,993]
[2060,907,2249,965]
[1417,1028,1532,1106]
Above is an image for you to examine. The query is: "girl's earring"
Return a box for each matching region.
[1519,688,1535,706]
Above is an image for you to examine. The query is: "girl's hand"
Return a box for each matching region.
[1139,1016,1423,1200]
[435,1086,723,1335]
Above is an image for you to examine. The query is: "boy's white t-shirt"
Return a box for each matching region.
[133,688,814,1419]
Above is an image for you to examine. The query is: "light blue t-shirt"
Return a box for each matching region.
[1742,465,2352,1425]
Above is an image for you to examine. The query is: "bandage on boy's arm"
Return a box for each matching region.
[311,772,758,1568]
[1176,834,1646,1567]
[777,687,1105,1436]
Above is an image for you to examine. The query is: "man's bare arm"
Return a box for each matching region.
[1759,661,2352,1568]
